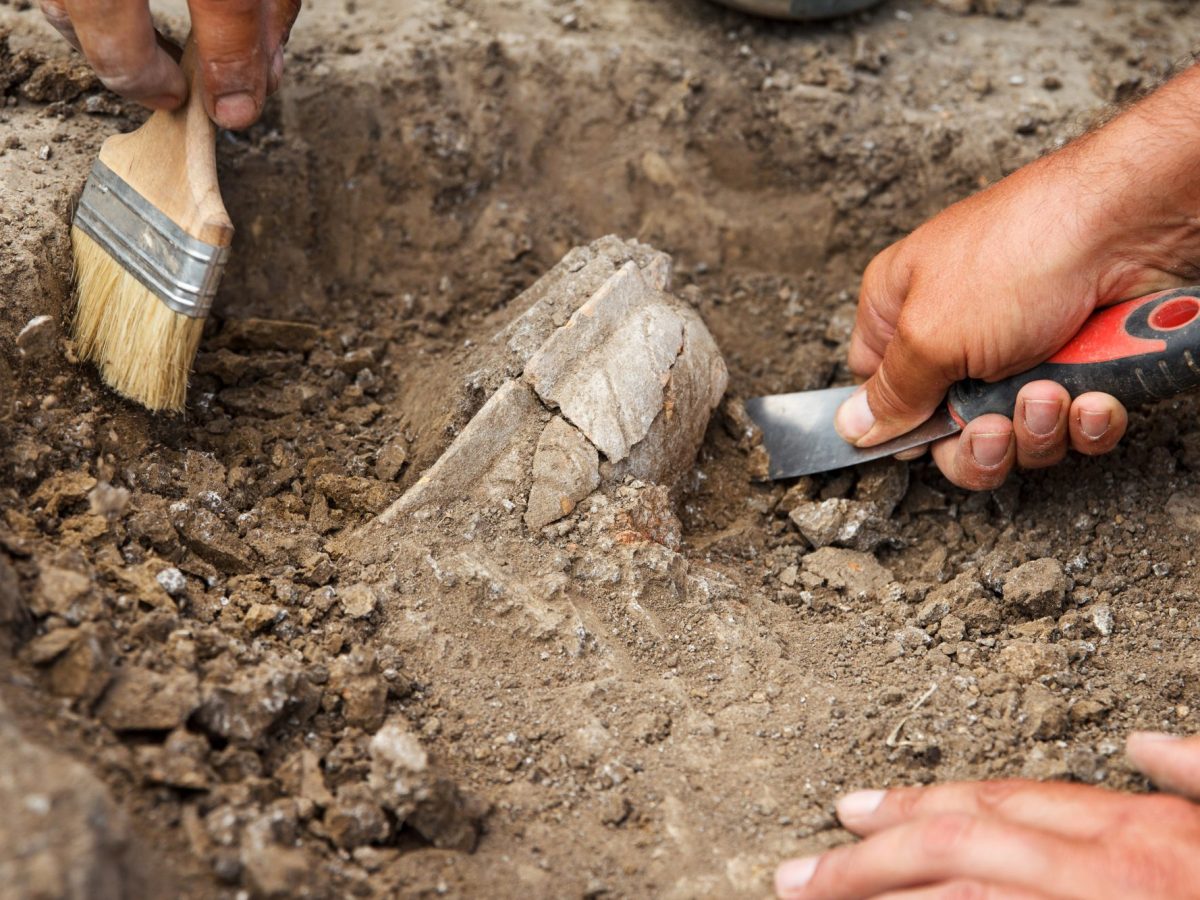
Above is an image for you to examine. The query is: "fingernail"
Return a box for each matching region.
[1022,398,1061,436]
[775,856,819,893]
[1080,408,1111,440]
[214,91,257,127]
[969,431,1010,467]
[836,789,886,823]
[835,388,875,444]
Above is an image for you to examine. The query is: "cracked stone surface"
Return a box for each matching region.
[375,237,727,529]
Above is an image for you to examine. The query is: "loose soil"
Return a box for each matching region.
[3,0,1200,897]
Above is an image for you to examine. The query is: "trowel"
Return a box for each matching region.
[746,285,1200,479]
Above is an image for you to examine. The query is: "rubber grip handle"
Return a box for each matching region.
[947,286,1200,423]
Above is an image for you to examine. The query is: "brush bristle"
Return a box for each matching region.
[71,227,205,413]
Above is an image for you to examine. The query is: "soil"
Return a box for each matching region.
[3,0,1200,897]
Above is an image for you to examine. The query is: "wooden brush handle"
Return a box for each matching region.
[96,36,233,248]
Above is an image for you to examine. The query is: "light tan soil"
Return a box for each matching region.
[3,0,1200,897]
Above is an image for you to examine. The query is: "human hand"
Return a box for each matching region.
[837,66,1200,490]
[38,0,301,129]
[775,731,1200,899]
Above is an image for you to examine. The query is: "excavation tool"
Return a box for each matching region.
[71,36,232,413]
[747,286,1200,478]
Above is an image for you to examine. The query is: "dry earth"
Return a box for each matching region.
[3,0,1200,897]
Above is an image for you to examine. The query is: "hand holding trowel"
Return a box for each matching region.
[747,285,1200,479]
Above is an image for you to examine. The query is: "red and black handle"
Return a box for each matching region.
[947,286,1200,424]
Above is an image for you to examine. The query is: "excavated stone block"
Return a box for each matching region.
[375,238,726,528]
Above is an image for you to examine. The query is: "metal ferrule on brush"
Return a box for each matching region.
[74,160,229,318]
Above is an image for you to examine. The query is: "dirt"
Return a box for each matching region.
[3,0,1200,897]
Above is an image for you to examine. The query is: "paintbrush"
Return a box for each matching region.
[71,36,232,413]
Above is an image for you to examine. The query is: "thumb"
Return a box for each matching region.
[835,320,958,447]
[1126,731,1200,801]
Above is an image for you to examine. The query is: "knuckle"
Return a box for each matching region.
[94,66,159,99]
[919,813,978,860]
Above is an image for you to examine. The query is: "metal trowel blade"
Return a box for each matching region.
[744,385,961,479]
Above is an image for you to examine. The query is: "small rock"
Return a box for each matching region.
[789,498,891,551]
[374,435,409,482]
[32,565,92,618]
[600,794,632,827]
[88,482,130,518]
[196,660,316,744]
[1002,558,1067,618]
[338,583,379,619]
[1091,603,1113,637]
[244,602,283,634]
[854,459,909,517]
[325,785,391,849]
[999,640,1069,680]
[1069,698,1110,725]
[155,567,187,598]
[97,668,199,731]
[17,315,56,358]
[48,626,112,704]
[1022,685,1068,739]
[801,547,894,599]
[170,503,254,575]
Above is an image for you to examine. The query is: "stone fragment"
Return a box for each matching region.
[338,582,379,619]
[195,660,316,744]
[25,627,80,665]
[379,380,544,523]
[325,784,391,849]
[276,749,334,809]
[48,626,112,704]
[1022,685,1068,739]
[30,566,91,624]
[331,651,389,731]
[915,597,950,627]
[368,717,485,852]
[1069,698,1110,725]
[1091,604,1113,637]
[891,625,931,656]
[136,730,214,789]
[244,602,283,633]
[801,547,894,599]
[999,640,1069,680]
[525,417,601,529]
[979,544,1030,592]
[170,502,254,575]
[19,58,98,102]
[854,459,909,517]
[314,474,396,515]
[525,263,683,462]
[31,471,97,517]
[16,314,56,357]
[1003,558,1068,618]
[789,498,892,551]
[0,696,131,899]
[374,435,409,481]
[156,567,188,598]
[88,482,131,518]
[97,668,199,731]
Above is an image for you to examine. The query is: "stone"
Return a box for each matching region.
[155,567,187,598]
[195,659,316,745]
[1003,558,1068,618]
[244,602,283,633]
[48,626,112,704]
[801,547,894,599]
[97,668,199,731]
[374,435,409,481]
[789,498,891,551]
[854,459,909,517]
[31,565,91,618]
[0,554,24,627]
[31,471,97,517]
[368,717,485,851]
[137,730,214,789]
[16,314,56,358]
[1091,604,1114,637]
[999,640,1069,680]
[525,417,601,529]
[1021,685,1068,739]
[338,582,379,619]
[325,784,391,849]
[170,502,254,575]
[1069,698,1110,725]
[276,749,334,809]
[88,482,130,518]
[524,263,684,462]
[379,380,544,523]
[0,696,131,899]
[313,474,396,515]
[1166,491,1200,532]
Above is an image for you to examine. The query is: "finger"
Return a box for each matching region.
[928,414,1015,491]
[774,815,1096,900]
[187,0,270,129]
[1067,392,1127,456]
[1126,732,1200,801]
[264,0,301,95]
[61,0,186,108]
[38,0,82,52]
[838,320,960,448]
[847,243,910,380]
[835,781,1139,842]
[870,881,1056,900]
[1013,381,1070,470]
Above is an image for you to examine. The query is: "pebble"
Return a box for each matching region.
[156,568,188,597]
